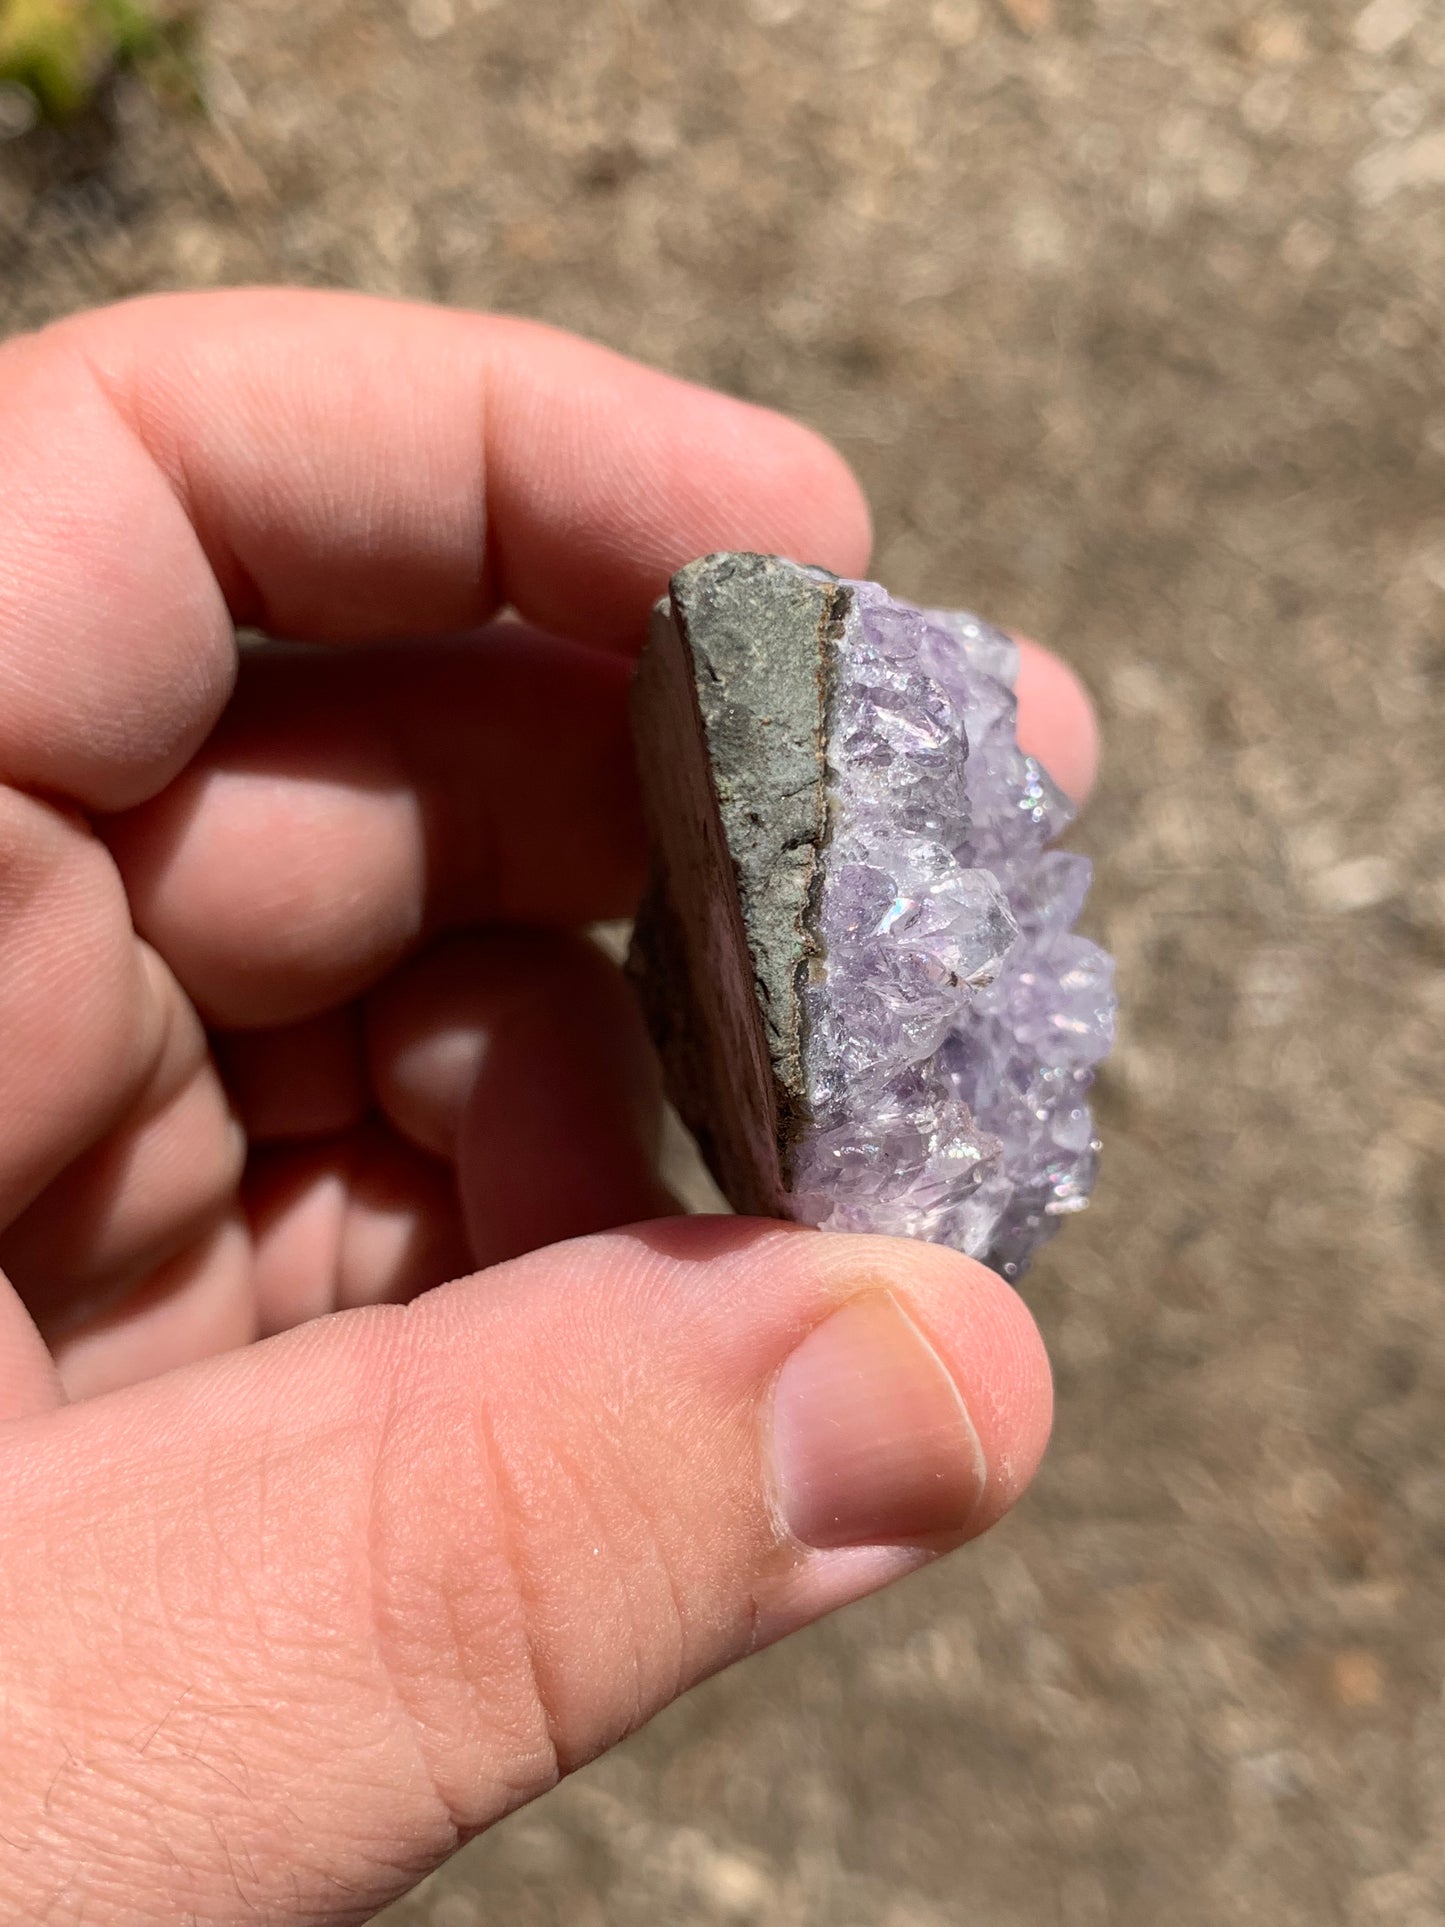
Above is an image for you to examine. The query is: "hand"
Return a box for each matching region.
[0,290,1096,1924]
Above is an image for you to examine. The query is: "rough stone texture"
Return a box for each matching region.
[627,553,839,1216]
[632,558,1112,1275]
[5,6,1443,1924]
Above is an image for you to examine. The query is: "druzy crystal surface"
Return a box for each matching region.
[627,554,1116,1281]
[788,581,1115,1277]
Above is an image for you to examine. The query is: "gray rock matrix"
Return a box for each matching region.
[627,552,837,1219]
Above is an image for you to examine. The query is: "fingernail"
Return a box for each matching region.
[768,1291,988,1551]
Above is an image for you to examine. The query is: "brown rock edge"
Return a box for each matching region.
[626,552,849,1219]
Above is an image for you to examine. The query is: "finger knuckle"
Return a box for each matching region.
[359,1309,692,1836]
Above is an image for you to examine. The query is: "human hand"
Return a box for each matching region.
[0,290,1097,1924]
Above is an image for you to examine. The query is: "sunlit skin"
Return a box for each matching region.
[0,291,1096,1924]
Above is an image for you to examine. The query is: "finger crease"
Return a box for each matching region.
[467,1376,568,1789]
[70,335,264,628]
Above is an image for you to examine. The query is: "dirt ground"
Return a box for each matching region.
[3,1,1443,1922]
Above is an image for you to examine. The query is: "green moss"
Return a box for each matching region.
[0,0,193,121]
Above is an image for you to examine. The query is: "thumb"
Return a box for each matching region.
[0,1220,1050,1926]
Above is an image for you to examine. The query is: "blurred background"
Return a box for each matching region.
[3,1,1443,1922]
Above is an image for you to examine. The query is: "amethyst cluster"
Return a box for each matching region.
[789,580,1114,1277]
[628,554,1115,1280]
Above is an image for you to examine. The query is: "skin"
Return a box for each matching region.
[0,290,1098,1925]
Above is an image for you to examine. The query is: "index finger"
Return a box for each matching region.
[0,288,874,811]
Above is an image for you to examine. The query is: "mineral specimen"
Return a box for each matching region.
[628,553,1115,1279]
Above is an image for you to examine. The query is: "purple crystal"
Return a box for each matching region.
[788,582,1115,1279]
[627,554,1115,1282]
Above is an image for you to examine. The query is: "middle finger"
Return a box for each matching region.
[101,626,644,1029]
